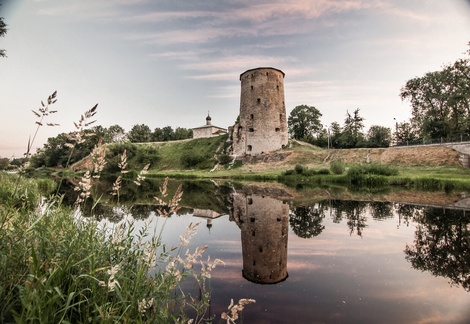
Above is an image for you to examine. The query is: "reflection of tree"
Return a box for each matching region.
[369,202,394,220]
[405,207,470,291]
[394,203,421,229]
[330,200,368,237]
[289,203,326,239]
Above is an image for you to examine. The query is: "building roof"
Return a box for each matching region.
[239,67,285,80]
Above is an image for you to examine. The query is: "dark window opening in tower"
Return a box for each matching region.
[252,230,255,237]
[266,72,268,76]
[247,145,252,151]
[250,114,254,119]
[248,197,253,204]
[250,217,255,223]
[253,260,256,266]
[249,128,254,132]
[257,98,260,104]
[277,217,281,221]
[259,246,263,253]
[277,85,279,91]
[275,128,280,132]
[251,85,253,90]
[280,114,283,121]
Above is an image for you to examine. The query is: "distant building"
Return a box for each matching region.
[230,67,288,156]
[192,114,227,139]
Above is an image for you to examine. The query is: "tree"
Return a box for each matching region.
[0,13,7,57]
[174,127,192,140]
[288,105,323,142]
[395,121,417,145]
[339,108,365,148]
[401,46,470,140]
[106,124,126,143]
[127,124,152,143]
[366,125,391,148]
[328,122,342,148]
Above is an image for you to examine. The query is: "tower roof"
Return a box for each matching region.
[239,67,285,80]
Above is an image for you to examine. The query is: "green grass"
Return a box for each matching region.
[0,172,226,323]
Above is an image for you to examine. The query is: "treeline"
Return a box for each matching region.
[288,106,392,148]
[289,42,470,148]
[17,124,192,169]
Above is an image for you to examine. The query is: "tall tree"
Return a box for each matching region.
[328,122,342,149]
[401,46,470,140]
[340,108,365,148]
[288,105,323,142]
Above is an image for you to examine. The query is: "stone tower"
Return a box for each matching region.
[232,67,288,156]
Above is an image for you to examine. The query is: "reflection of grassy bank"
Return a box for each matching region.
[117,137,470,192]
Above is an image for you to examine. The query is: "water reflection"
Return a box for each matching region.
[77,179,470,292]
[404,206,470,291]
[230,192,289,284]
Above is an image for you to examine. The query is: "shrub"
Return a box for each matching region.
[295,164,306,174]
[218,153,232,165]
[181,152,207,168]
[330,160,345,175]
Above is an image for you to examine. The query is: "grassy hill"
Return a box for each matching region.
[93,136,470,189]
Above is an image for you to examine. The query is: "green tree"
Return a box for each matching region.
[328,122,342,148]
[174,127,192,140]
[401,46,470,140]
[288,105,323,142]
[366,125,391,148]
[395,121,417,145]
[105,124,126,143]
[161,126,174,141]
[0,14,7,57]
[339,108,364,148]
[127,124,152,143]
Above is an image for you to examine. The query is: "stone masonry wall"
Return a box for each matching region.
[232,67,288,156]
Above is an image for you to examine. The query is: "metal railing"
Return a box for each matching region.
[394,135,470,147]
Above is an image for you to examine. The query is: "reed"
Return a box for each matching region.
[0,92,254,323]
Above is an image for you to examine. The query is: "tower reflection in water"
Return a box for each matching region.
[230,192,289,284]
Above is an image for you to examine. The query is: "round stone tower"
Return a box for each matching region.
[232,67,288,156]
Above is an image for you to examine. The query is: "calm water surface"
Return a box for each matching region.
[92,182,470,324]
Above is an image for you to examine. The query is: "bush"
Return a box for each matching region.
[218,153,232,165]
[181,152,207,168]
[295,164,306,174]
[330,160,345,175]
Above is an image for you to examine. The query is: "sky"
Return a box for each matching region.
[0,0,469,158]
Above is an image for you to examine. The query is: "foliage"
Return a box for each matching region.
[0,190,224,322]
[330,160,345,175]
[400,46,470,140]
[394,121,417,145]
[294,164,306,174]
[218,153,232,165]
[366,125,391,148]
[289,204,326,238]
[288,105,323,142]
[128,124,152,143]
[339,108,365,148]
[405,206,470,291]
[0,13,7,57]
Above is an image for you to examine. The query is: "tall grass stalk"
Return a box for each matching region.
[0,93,254,323]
